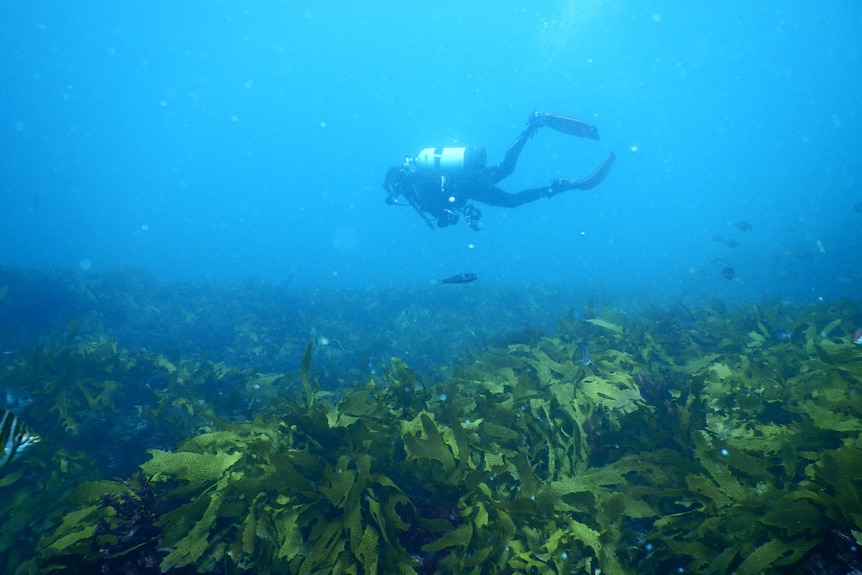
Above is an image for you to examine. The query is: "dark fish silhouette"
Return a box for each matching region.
[578,342,591,366]
[772,330,792,342]
[736,221,753,231]
[438,273,477,284]
[721,267,736,280]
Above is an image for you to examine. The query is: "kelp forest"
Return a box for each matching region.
[1,266,861,574]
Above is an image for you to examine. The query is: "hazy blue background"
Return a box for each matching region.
[2,1,860,306]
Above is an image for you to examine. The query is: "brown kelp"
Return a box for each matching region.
[3,296,862,574]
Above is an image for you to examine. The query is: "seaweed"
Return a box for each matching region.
[3,269,861,574]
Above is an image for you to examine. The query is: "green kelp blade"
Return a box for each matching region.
[547,466,625,507]
[231,497,259,561]
[802,401,862,432]
[479,421,521,441]
[706,362,734,381]
[178,430,250,454]
[401,412,457,475]
[666,540,735,574]
[388,357,427,399]
[0,466,25,488]
[40,505,100,554]
[421,522,473,553]
[318,464,358,510]
[601,491,657,520]
[344,502,363,560]
[562,519,601,551]
[780,440,799,479]
[445,411,474,473]
[529,347,571,378]
[760,497,826,536]
[820,318,842,337]
[300,341,316,410]
[160,491,224,570]
[734,538,817,575]
[746,330,766,348]
[335,384,379,418]
[140,450,242,491]
[585,318,624,334]
[808,446,862,524]
[579,374,644,413]
[816,338,862,367]
[691,433,750,503]
[713,442,771,481]
[681,353,722,374]
[305,516,347,573]
[365,496,395,546]
[685,473,732,509]
[354,524,379,573]
[274,507,303,561]
[815,445,862,482]
[549,518,627,575]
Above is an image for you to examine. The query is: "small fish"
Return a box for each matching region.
[720,267,736,280]
[1,408,40,468]
[578,342,591,366]
[438,273,477,284]
[0,386,33,414]
[735,221,752,232]
[853,328,862,345]
[772,330,792,342]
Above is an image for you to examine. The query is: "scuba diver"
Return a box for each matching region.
[382,112,616,230]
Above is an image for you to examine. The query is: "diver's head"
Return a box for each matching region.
[383,165,408,203]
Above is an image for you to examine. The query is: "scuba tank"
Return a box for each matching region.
[413,146,487,173]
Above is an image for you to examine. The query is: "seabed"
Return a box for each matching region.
[2,267,861,575]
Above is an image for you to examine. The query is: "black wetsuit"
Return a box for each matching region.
[383,113,615,230]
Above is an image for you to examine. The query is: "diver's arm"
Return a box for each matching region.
[383,168,445,228]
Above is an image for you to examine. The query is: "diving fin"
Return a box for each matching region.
[550,151,616,194]
[533,112,600,140]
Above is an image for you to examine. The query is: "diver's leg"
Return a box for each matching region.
[473,185,550,208]
[482,114,546,184]
[533,112,600,140]
[483,113,605,185]
[549,152,616,195]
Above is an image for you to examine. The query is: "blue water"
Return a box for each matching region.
[2,1,860,306]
